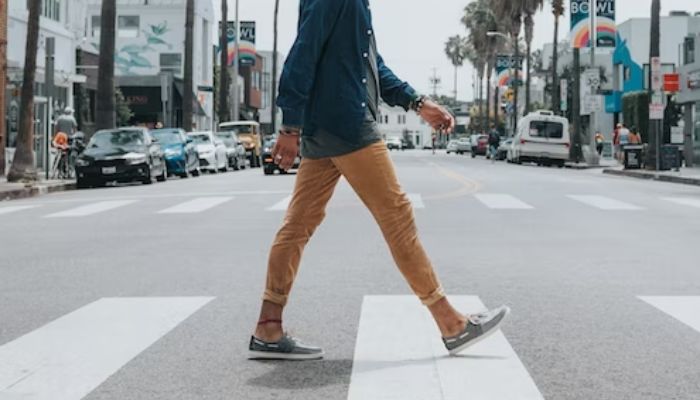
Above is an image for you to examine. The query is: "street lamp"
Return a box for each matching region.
[486,31,511,43]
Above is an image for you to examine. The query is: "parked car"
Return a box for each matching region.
[446,140,459,154]
[470,134,488,158]
[215,131,247,170]
[75,127,167,188]
[151,128,200,178]
[456,138,471,154]
[508,110,570,167]
[496,138,513,161]
[262,138,301,175]
[219,121,262,168]
[401,138,415,150]
[188,131,228,173]
[386,137,404,151]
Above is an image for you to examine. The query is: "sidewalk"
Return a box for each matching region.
[603,166,700,186]
[565,158,619,170]
[0,177,75,201]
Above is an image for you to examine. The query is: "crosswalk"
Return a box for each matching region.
[1,193,700,219]
[1,294,698,399]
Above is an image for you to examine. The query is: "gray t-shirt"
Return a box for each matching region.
[301,35,382,159]
[55,115,78,136]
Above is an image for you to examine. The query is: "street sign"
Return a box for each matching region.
[651,57,663,91]
[581,69,601,115]
[664,73,680,92]
[671,126,684,144]
[649,103,664,120]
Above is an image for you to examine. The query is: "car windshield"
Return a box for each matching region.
[220,125,254,135]
[89,130,145,149]
[529,121,564,139]
[151,130,183,144]
[189,134,211,144]
[215,133,236,147]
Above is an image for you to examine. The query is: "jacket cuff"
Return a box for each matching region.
[281,108,305,128]
[398,85,419,111]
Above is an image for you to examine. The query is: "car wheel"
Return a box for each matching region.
[156,165,167,182]
[76,178,92,189]
[264,166,274,175]
[142,167,153,185]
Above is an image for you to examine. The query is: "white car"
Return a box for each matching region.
[508,110,570,167]
[188,131,228,173]
[386,137,403,151]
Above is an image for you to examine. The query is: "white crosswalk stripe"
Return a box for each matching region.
[45,200,139,218]
[662,197,700,209]
[474,193,534,209]
[407,193,425,209]
[348,296,544,400]
[0,205,40,215]
[567,195,643,210]
[639,296,700,334]
[267,195,292,211]
[157,197,233,214]
[0,297,214,400]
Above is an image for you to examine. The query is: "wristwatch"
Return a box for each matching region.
[410,95,428,114]
[280,126,301,137]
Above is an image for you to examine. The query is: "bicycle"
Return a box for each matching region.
[50,148,72,180]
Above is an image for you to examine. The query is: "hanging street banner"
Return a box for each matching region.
[570,0,616,49]
[495,55,524,88]
[220,21,257,67]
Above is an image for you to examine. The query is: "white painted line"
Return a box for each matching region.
[639,296,700,333]
[407,193,425,209]
[45,200,138,218]
[0,205,40,215]
[567,195,643,210]
[348,296,544,400]
[662,197,700,209]
[158,196,233,214]
[267,195,292,211]
[475,193,534,209]
[0,297,213,400]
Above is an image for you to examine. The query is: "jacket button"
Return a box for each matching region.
[362,78,368,83]
[361,102,367,108]
[363,52,368,58]
[367,29,372,35]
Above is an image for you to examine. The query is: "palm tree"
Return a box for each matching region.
[271,0,280,134]
[462,0,493,131]
[218,0,230,123]
[551,0,564,114]
[7,0,41,182]
[95,0,116,131]
[523,0,544,114]
[183,0,195,130]
[445,35,467,101]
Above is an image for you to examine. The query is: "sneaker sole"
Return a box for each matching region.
[448,306,511,356]
[247,350,325,361]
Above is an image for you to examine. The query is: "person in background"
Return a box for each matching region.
[54,107,78,138]
[595,131,605,155]
[616,124,631,162]
[629,126,642,145]
[488,126,500,162]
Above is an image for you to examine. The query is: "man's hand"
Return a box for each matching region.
[272,130,300,172]
[419,100,455,133]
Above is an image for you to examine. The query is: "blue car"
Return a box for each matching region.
[151,128,200,178]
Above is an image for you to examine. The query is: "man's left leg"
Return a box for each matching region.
[332,142,509,354]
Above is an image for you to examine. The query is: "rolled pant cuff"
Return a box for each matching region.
[421,287,446,307]
[263,290,288,307]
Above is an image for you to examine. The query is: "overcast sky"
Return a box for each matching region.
[226,0,699,101]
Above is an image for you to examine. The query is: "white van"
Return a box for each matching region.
[508,110,570,167]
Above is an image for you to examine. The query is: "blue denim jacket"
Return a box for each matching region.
[277,0,418,140]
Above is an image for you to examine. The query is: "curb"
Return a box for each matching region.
[603,169,700,186]
[0,182,76,201]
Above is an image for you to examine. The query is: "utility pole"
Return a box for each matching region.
[231,0,240,122]
[272,0,280,135]
[588,1,600,165]
[0,0,7,176]
[429,68,441,98]
[571,48,583,163]
[648,0,662,170]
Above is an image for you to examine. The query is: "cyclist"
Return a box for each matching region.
[488,125,500,162]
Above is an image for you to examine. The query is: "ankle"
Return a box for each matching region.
[254,321,284,342]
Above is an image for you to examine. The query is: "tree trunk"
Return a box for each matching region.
[551,15,560,114]
[0,0,8,176]
[513,36,520,132]
[7,0,41,182]
[647,0,661,170]
[272,0,280,134]
[95,0,116,131]
[478,70,485,133]
[218,0,230,123]
[525,39,531,115]
[183,0,195,130]
[486,67,492,129]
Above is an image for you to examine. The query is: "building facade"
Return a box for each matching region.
[677,19,700,165]
[6,0,89,171]
[257,50,284,135]
[86,0,215,130]
[378,104,433,149]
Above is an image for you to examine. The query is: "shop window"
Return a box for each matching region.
[91,15,101,37]
[118,16,140,38]
[160,53,182,74]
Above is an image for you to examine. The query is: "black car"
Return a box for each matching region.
[262,139,301,175]
[75,128,167,188]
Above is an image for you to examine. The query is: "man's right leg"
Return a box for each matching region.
[255,158,341,343]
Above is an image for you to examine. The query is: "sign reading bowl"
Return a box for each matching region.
[495,55,524,88]
[570,0,616,49]
[223,21,257,67]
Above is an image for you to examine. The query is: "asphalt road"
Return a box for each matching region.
[1,150,700,400]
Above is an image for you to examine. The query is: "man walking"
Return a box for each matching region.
[249,0,509,361]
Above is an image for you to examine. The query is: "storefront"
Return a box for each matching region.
[677,33,700,166]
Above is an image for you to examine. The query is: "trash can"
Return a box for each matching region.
[623,145,643,170]
[660,145,681,171]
